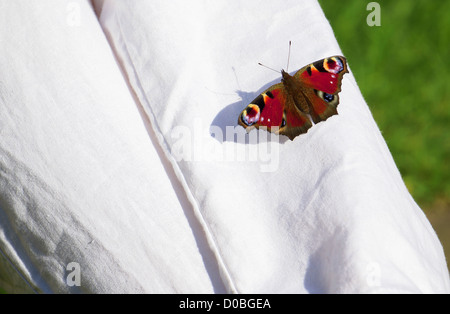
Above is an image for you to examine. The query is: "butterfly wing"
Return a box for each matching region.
[293,56,348,123]
[238,56,348,140]
[238,83,312,140]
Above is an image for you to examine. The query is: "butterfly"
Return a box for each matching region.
[238,56,348,140]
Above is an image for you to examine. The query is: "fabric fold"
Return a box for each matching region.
[0,0,216,293]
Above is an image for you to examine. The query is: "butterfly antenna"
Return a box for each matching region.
[258,62,280,74]
[286,41,292,72]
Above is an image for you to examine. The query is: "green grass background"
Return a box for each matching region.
[319,0,449,209]
[318,0,450,266]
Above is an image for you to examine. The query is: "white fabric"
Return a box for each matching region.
[96,0,450,293]
[0,0,448,293]
[0,0,218,293]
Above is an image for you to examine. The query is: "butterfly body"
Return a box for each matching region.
[238,56,348,140]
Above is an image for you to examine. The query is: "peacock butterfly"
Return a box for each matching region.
[238,55,348,140]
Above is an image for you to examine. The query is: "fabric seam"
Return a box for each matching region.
[106,9,238,293]
[0,245,37,294]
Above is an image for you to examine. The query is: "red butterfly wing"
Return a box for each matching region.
[294,56,348,123]
[238,84,312,140]
[256,86,285,129]
[297,56,346,94]
[238,56,347,140]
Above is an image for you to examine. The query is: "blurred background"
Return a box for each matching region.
[319,0,450,269]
